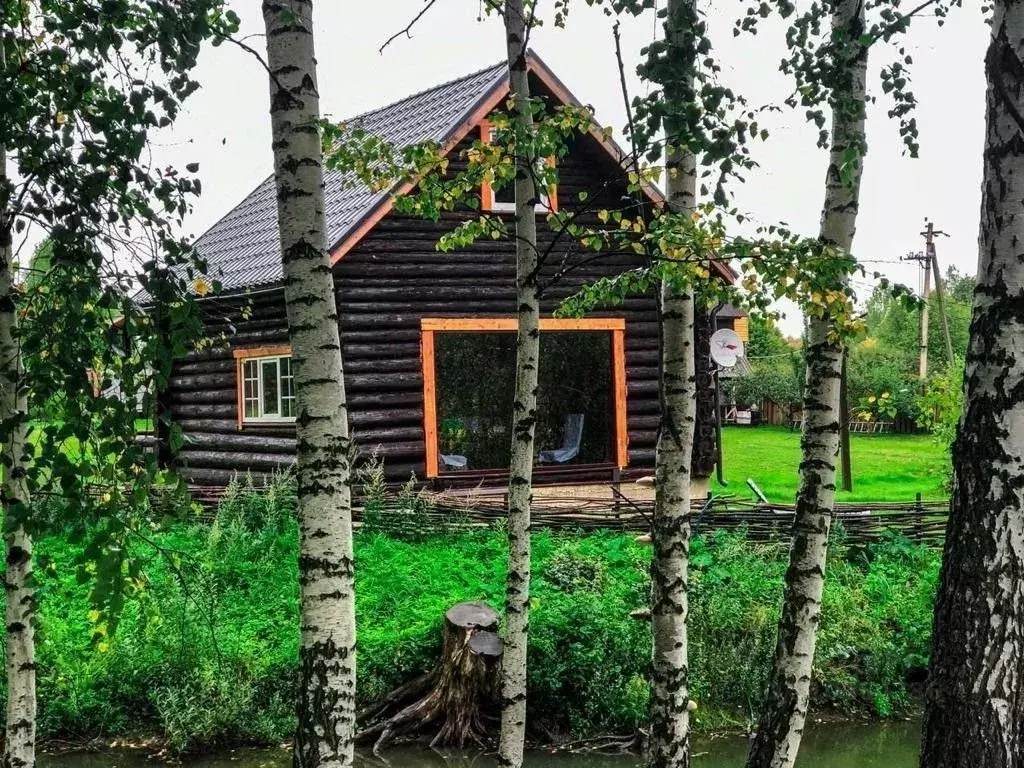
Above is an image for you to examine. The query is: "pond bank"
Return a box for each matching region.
[39,720,921,767]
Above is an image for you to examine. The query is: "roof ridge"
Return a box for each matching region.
[338,58,507,126]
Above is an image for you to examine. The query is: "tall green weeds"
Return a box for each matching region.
[23,476,939,750]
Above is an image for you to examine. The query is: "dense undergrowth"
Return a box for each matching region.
[29,477,939,752]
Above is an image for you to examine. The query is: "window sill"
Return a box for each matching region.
[489,202,550,214]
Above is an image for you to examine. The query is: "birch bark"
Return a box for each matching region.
[746,2,866,766]
[920,5,1024,766]
[0,26,36,768]
[497,3,540,766]
[648,2,698,767]
[261,3,355,767]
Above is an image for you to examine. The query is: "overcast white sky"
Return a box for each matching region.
[152,1,989,334]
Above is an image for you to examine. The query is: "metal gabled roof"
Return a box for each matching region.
[193,60,509,293]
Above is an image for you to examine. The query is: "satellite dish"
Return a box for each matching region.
[710,328,744,368]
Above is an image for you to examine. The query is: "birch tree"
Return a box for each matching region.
[497,2,542,766]
[261,2,356,766]
[920,5,1024,765]
[745,4,866,766]
[648,2,698,767]
[0,28,35,766]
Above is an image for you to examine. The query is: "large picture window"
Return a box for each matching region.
[420,318,627,478]
[233,346,296,427]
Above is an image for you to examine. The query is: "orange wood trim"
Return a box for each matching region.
[233,345,292,430]
[421,330,439,478]
[235,356,245,430]
[546,157,559,213]
[479,120,495,212]
[420,317,626,332]
[612,328,629,469]
[330,83,511,265]
[232,344,292,360]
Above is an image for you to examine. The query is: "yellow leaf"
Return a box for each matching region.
[597,209,610,223]
[193,278,211,297]
[55,112,68,125]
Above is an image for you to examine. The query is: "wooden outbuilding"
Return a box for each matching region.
[162,52,734,488]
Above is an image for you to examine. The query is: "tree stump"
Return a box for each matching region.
[357,601,503,754]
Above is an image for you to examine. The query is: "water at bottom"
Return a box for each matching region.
[38,720,921,768]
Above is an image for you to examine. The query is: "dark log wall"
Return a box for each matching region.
[166,76,721,485]
[333,118,663,483]
[168,289,293,485]
[692,305,717,479]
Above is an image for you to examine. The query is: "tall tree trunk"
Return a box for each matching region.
[261,3,356,767]
[649,2,698,767]
[497,3,540,767]
[746,3,866,767]
[920,7,1024,767]
[0,27,36,768]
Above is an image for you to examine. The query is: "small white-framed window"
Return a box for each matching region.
[480,121,557,214]
[241,354,296,422]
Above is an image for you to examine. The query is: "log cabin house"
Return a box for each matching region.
[164,52,737,490]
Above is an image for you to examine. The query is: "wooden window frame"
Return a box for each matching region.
[479,121,558,214]
[420,317,628,478]
[233,345,295,429]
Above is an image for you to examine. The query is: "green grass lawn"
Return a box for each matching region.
[713,426,949,503]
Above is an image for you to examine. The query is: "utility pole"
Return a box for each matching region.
[903,221,952,379]
[925,222,955,365]
[919,246,931,379]
[839,348,852,492]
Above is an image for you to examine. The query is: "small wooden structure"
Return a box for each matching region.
[161,53,734,488]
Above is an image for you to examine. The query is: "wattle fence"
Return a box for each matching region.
[407,493,951,546]
[189,483,949,546]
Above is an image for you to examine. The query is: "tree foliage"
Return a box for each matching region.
[0,0,238,629]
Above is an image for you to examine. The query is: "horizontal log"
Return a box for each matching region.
[343,343,422,361]
[183,431,296,452]
[178,419,240,434]
[174,358,236,375]
[170,389,236,405]
[626,349,659,367]
[221,327,289,344]
[627,398,660,416]
[178,449,295,471]
[629,448,655,466]
[352,425,424,443]
[348,408,423,427]
[349,390,423,409]
[354,439,426,460]
[171,403,237,419]
[627,380,658,397]
[347,373,421,393]
[179,466,275,485]
[170,372,236,391]
[344,358,422,375]
[340,328,420,345]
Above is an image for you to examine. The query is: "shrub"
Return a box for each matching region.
[23,485,942,749]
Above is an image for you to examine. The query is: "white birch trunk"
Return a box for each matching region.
[746,2,866,767]
[497,3,540,766]
[261,3,355,766]
[648,2,698,767]
[0,26,36,768]
[920,5,1024,766]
